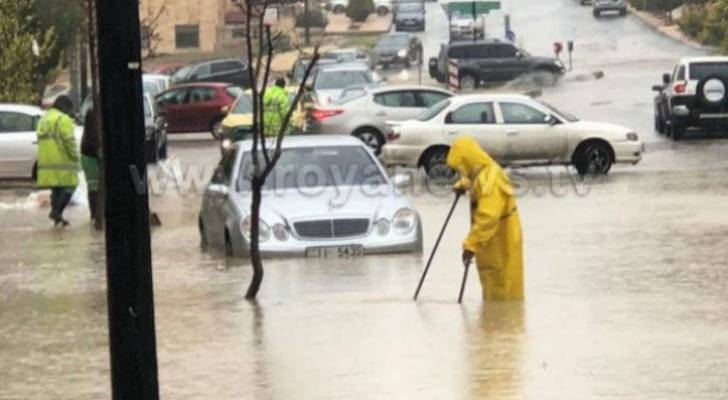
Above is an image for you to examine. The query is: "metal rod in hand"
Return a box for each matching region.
[413,193,462,301]
[457,259,471,303]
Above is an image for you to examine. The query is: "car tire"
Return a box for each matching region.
[422,147,454,180]
[377,6,389,16]
[534,68,558,87]
[210,118,224,140]
[669,122,685,141]
[593,9,600,17]
[31,161,38,181]
[353,128,384,155]
[459,73,478,91]
[333,4,345,13]
[574,141,613,176]
[159,142,168,160]
[654,110,664,134]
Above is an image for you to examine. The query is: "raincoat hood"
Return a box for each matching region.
[446,136,497,181]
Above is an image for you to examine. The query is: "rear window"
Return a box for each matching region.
[315,70,372,90]
[233,94,253,113]
[689,62,728,80]
[448,45,488,59]
[226,86,244,100]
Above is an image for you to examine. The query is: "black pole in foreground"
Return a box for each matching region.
[413,193,462,301]
[457,259,471,303]
[95,1,160,399]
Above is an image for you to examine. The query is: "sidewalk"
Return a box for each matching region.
[325,12,392,35]
[628,4,709,51]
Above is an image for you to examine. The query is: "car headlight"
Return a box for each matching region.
[272,223,289,241]
[626,132,639,141]
[375,219,390,236]
[241,216,271,242]
[392,208,417,235]
[222,138,233,149]
[397,49,407,58]
[554,59,564,68]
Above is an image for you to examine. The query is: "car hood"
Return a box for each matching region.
[232,186,414,224]
[222,112,253,129]
[566,120,633,139]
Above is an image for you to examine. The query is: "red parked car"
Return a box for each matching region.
[155,83,243,137]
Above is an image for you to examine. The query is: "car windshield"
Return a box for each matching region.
[315,70,373,90]
[378,35,409,47]
[538,100,578,122]
[689,62,728,80]
[322,51,356,62]
[418,99,451,121]
[173,65,192,80]
[233,94,253,113]
[238,146,386,191]
[398,3,423,12]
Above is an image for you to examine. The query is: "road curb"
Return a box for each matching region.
[627,4,711,51]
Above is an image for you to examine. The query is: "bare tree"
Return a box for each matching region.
[232,0,320,299]
[140,0,168,58]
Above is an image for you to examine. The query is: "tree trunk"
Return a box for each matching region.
[245,176,265,299]
[87,0,105,231]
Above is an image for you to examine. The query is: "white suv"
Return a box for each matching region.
[653,57,728,140]
[327,0,392,15]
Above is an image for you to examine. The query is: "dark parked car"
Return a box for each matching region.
[373,33,423,69]
[288,56,340,84]
[653,57,728,140]
[429,39,565,90]
[394,2,425,31]
[171,59,250,88]
[155,83,244,138]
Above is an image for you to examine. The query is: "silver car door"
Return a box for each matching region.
[0,111,37,178]
[442,102,506,161]
[498,101,566,162]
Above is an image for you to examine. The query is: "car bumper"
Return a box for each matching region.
[381,143,425,168]
[612,140,644,164]
[233,228,422,258]
[305,120,350,135]
[376,54,407,65]
[672,107,728,126]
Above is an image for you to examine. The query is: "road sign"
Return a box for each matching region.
[447,1,501,16]
[263,7,279,26]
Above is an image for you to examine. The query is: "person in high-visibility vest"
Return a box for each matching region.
[263,78,291,137]
[447,136,524,301]
[36,95,79,227]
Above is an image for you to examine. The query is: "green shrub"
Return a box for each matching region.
[295,9,328,28]
[346,0,375,22]
[700,0,728,49]
[679,5,707,38]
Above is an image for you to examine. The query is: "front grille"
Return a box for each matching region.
[294,219,370,239]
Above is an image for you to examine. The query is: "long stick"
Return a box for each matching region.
[457,259,471,303]
[413,193,462,301]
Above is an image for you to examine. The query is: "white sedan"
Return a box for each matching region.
[382,94,644,177]
[0,104,82,180]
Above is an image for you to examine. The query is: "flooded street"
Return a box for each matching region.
[3,0,728,398]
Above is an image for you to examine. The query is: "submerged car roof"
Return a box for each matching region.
[235,135,362,150]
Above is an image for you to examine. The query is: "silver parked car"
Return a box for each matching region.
[307,85,453,154]
[198,136,423,258]
[310,62,379,105]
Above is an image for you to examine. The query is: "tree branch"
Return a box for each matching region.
[258,25,275,166]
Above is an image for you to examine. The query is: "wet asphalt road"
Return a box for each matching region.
[3,0,728,398]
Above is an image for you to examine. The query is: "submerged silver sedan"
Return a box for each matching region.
[198,136,423,258]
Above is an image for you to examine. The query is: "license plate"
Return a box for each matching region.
[305,245,364,258]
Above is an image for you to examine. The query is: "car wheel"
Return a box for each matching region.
[423,147,455,181]
[159,142,168,160]
[333,4,345,13]
[534,68,558,87]
[354,129,384,155]
[31,161,38,181]
[655,109,665,134]
[377,6,388,16]
[593,9,600,17]
[459,74,478,91]
[574,141,613,176]
[670,123,685,141]
[210,118,224,140]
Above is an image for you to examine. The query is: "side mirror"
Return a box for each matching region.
[391,173,412,189]
[662,73,671,85]
[545,114,558,125]
[445,112,453,124]
[652,85,664,92]
[221,105,230,114]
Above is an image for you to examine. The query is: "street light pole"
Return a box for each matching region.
[94,1,160,399]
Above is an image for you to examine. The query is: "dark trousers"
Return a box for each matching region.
[50,187,75,221]
[87,190,98,220]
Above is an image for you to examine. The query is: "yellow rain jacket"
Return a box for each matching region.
[263,85,290,137]
[447,137,524,301]
[36,108,80,188]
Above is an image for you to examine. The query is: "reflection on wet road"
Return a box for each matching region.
[3,0,728,398]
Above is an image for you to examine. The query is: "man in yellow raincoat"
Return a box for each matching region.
[263,78,291,137]
[447,137,524,301]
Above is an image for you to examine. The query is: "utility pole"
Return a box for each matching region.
[304,0,310,46]
[94,1,160,399]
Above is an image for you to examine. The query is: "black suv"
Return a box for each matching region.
[428,40,565,89]
[653,57,728,140]
[172,59,250,88]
